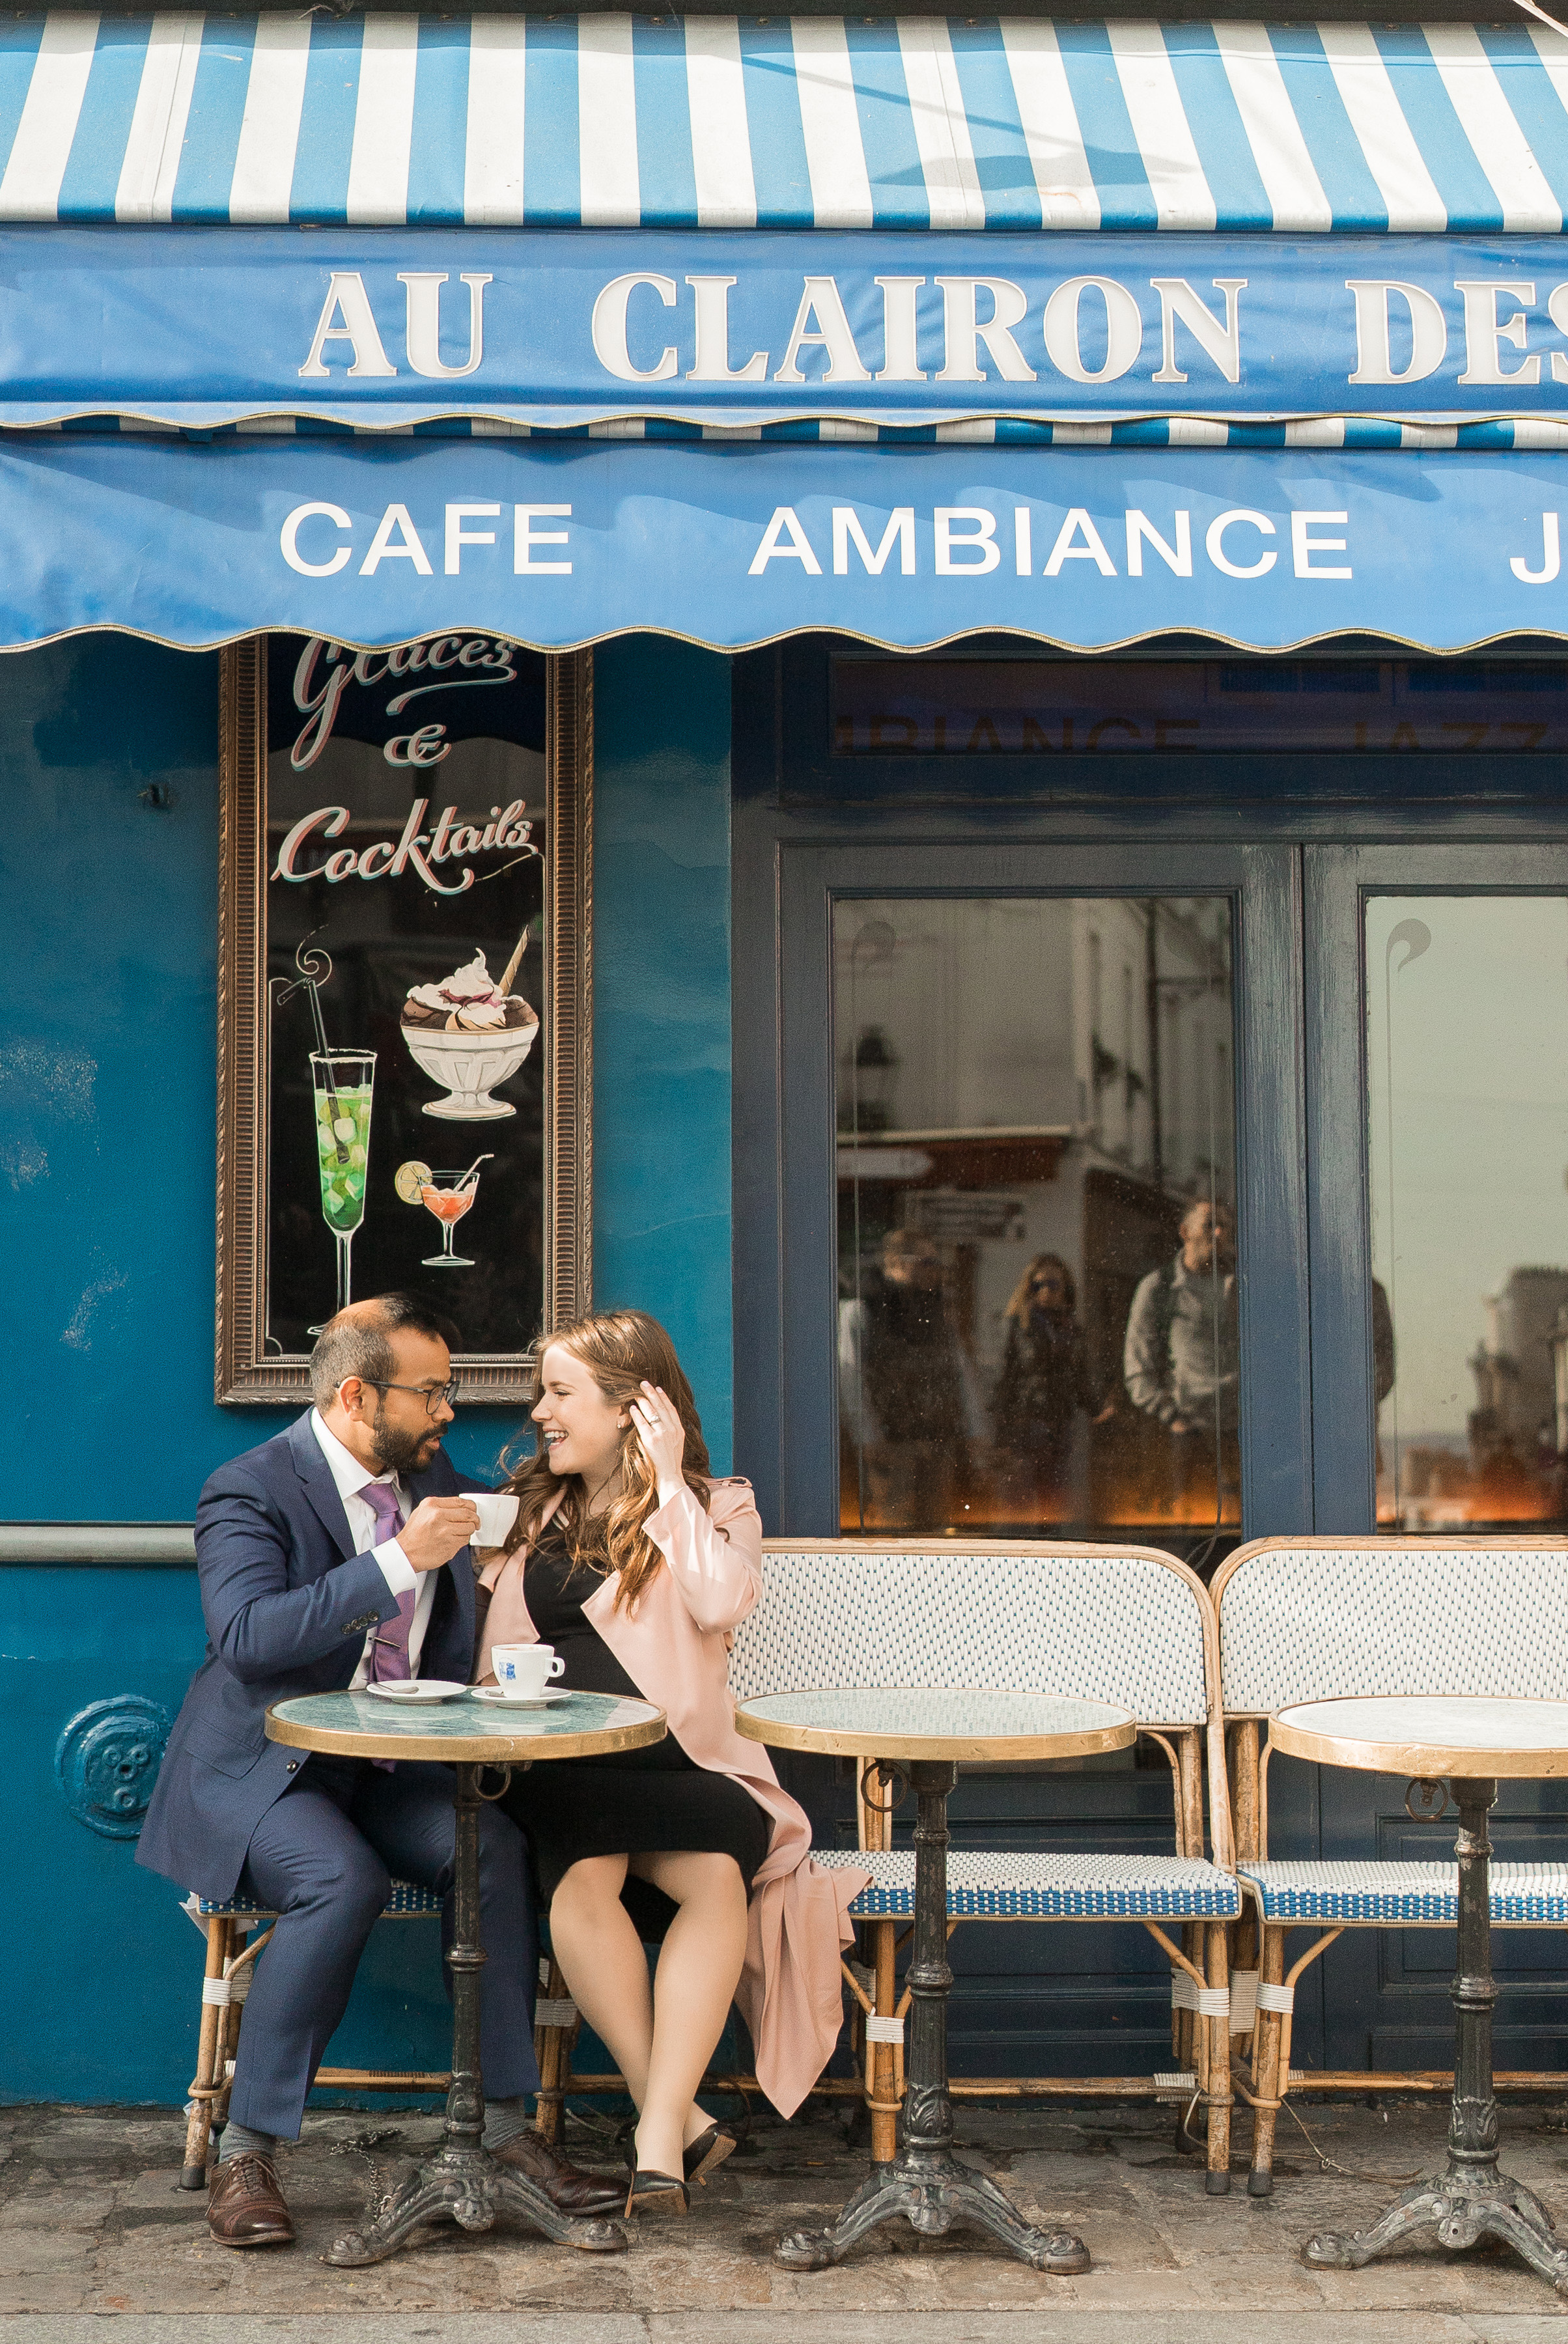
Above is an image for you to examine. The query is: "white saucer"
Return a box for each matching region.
[361,1680,469,1704]
[469,1686,572,1709]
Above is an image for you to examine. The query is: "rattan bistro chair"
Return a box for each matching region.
[531,1539,1241,2194]
[1214,1536,1568,2199]
[178,1883,451,2186]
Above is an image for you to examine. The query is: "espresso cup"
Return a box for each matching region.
[492,1643,567,1699]
[471,1491,520,1548]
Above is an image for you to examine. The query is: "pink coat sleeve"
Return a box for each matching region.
[642,1479,763,1633]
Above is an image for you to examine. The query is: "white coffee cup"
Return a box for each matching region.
[492,1643,566,1699]
[471,1492,520,1548]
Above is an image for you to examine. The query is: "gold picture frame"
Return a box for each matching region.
[216,637,593,1406]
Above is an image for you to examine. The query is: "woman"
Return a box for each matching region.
[475,1309,865,2216]
[990,1253,1098,1522]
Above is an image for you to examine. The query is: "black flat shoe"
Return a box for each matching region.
[683,2123,738,2186]
[625,2169,690,2216]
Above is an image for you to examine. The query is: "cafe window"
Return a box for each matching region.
[1367,895,1568,1533]
[834,897,1239,1573]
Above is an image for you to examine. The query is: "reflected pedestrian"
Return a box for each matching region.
[990,1253,1096,1523]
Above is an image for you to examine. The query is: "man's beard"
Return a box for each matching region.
[369,1400,441,1478]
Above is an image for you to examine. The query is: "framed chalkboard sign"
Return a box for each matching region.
[216,636,592,1405]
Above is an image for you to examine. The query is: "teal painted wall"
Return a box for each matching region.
[591,638,734,1470]
[1,633,735,2103]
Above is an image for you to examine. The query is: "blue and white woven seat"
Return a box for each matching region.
[1238,1861,1568,1927]
[188,1882,443,1921]
[816,1848,1241,1922]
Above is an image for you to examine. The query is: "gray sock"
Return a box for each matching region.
[484,2099,530,2151]
[218,2121,278,2164]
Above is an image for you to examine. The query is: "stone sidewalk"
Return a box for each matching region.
[6,2097,1568,2341]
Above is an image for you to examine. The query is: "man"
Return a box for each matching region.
[138,1294,619,2245]
[1123,1199,1240,1514]
[839,1227,975,1528]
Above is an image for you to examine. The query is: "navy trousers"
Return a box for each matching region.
[228,1754,540,2142]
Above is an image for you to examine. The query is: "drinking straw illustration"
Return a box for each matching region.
[272,934,349,1163]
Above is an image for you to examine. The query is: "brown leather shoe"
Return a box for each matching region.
[492,2130,624,2216]
[206,2153,295,2248]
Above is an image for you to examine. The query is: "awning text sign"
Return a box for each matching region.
[8,436,1568,652]
[9,229,1568,428]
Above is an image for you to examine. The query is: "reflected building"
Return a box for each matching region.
[1468,1268,1568,1517]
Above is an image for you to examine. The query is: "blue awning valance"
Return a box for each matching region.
[5,432,1568,654]
[7,12,1568,236]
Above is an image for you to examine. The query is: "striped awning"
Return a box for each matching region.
[10,12,1568,234]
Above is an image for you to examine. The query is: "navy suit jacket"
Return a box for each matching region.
[137,1412,481,1901]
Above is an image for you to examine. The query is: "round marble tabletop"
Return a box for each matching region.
[266,1688,665,1765]
[1270,1696,1568,1779]
[733,1688,1136,1763]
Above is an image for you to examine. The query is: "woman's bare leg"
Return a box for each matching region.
[547,1855,656,2111]
[628,1851,749,2179]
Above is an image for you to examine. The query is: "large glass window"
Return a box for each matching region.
[834,897,1239,1572]
[1367,897,1568,1531]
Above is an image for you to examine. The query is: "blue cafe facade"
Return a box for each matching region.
[10,8,1568,2106]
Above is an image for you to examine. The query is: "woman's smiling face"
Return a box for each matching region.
[531,1341,626,1482]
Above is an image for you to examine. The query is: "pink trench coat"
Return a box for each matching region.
[476,1479,869,2118]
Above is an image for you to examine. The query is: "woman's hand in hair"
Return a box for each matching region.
[631,1380,687,1505]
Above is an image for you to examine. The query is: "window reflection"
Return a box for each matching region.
[835,898,1239,1573]
[1367,898,1568,1531]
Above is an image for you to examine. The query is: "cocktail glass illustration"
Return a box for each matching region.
[312,1050,376,1317]
[420,1163,485,1268]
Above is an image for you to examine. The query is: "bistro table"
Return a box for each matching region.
[264,1686,665,2267]
[1269,1695,1568,2295]
[734,1686,1136,2274]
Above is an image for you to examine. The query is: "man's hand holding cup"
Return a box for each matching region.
[399,1495,481,1572]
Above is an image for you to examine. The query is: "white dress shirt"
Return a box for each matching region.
[310,1409,436,1686]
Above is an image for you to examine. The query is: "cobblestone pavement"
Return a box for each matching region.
[6,2097,1568,2340]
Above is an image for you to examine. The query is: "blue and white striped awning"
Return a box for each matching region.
[11,12,1568,234]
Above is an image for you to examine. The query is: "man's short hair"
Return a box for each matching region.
[310,1294,456,1408]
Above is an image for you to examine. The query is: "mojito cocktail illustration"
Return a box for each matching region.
[312,1050,376,1319]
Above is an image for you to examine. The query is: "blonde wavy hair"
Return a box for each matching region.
[501,1309,713,1613]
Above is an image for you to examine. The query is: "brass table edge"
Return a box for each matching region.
[734,1710,1137,1763]
[1270,1713,1568,1779]
[265,1699,666,1765]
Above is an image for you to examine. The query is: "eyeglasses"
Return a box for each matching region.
[360,1379,460,1416]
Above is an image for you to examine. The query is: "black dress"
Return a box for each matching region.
[497,1520,771,1940]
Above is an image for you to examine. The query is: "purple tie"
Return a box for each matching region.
[361,1481,415,1685]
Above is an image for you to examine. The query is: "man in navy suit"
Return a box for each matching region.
[139,1294,620,2246]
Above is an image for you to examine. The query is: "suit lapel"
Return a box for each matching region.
[287,1412,356,1561]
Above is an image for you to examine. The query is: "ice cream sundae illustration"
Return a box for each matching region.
[401,930,539,1121]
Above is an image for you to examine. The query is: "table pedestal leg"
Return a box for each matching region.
[1304,1778,1568,2296]
[327,1764,626,2267]
[775,1761,1090,2276]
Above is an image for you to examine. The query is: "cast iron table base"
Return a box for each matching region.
[1303,1778,1568,2296]
[774,1761,1091,2276]
[326,1762,626,2267]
